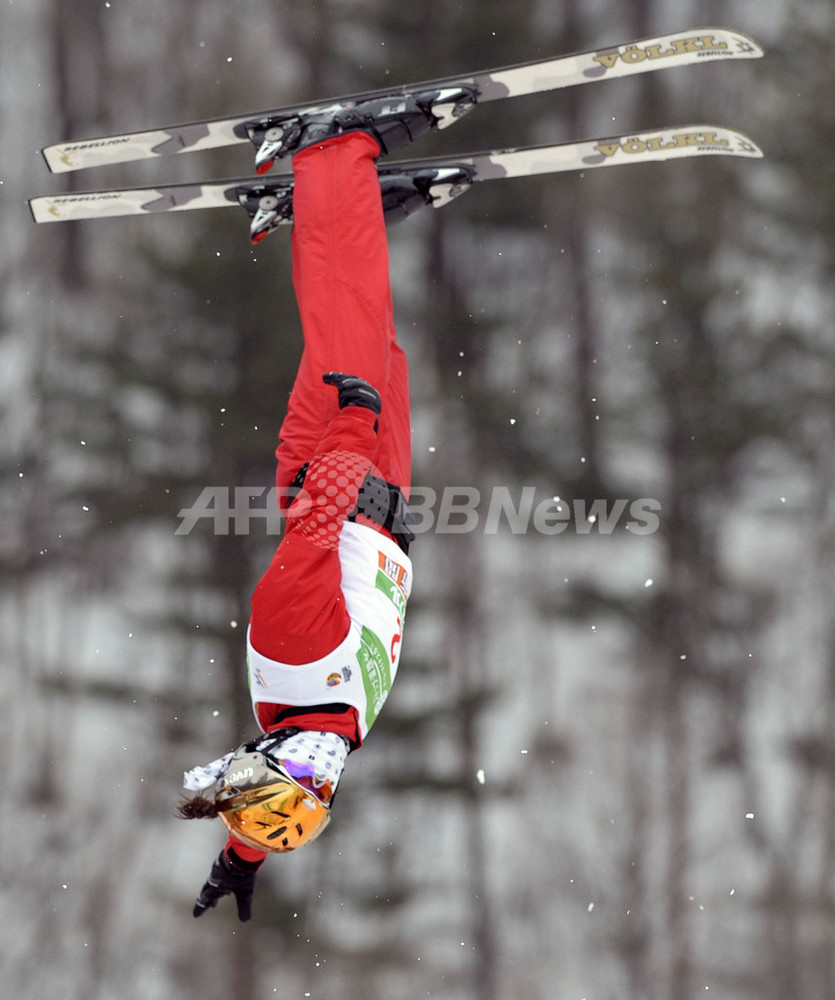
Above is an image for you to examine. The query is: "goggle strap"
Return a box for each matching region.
[246,728,301,756]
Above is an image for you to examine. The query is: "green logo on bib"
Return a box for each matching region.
[357,625,393,731]
[375,569,407,617]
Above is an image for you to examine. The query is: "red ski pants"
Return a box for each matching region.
[275,131,411,505]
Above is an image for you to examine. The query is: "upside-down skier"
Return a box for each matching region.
[178,100,435,921]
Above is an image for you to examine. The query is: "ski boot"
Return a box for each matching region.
[235,180,295,244]
[379,165,475,224]
[237,162,477,243]
[244,86,477,174]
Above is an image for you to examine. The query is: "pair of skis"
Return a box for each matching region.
[29,27,764,242]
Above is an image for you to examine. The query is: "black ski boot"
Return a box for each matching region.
[246,87,476,173]
[236,181,294,244]
[237,162,477,243]
[379,166,475,224]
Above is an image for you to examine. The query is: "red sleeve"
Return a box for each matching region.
[249,405,378,664]
[226,837,267,868]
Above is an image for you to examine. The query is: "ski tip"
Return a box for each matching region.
[743,136,765,158]
[41,143,80,174]
[636,125,765,160]
[41,145,61,174]
[697,27,765,59]
[708,126,764,159]
[28,196,55,224]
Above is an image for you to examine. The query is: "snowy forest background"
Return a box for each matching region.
[2,1,834,998]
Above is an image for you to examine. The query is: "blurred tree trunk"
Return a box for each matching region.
[425,200,503,1000]
[560,1,601,488]
[448,533,501,1000]
[45,0,106,285]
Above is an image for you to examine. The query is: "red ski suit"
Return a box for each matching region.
[230,132,411,864]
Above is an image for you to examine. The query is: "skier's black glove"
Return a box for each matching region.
[192,849,263,922]
[322,371,382,418]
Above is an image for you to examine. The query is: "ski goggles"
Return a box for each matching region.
[214,742,333,853]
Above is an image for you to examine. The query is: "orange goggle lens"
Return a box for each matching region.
[216,777,330,853]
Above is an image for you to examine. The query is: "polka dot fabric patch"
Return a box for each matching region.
[292,449,372,549]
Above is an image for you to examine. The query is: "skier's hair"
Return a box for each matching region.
[177,794,219,820]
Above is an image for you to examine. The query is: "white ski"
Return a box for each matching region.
[30,125,763,241]
[40,28,763,174]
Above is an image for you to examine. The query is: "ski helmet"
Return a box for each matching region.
[214,735,335,852]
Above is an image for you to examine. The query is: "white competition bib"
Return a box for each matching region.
[247,522,411,739]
